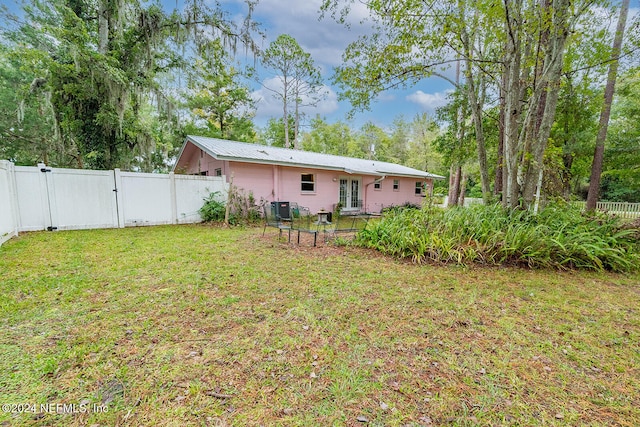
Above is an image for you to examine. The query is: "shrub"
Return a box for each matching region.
[229,190,261,224]
[199,190,262,225]
[381,201,423,214]
[356,202,640,272]
[199,192,226,222]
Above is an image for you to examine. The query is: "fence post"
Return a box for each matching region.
[36,163,48,230]
[0,160,19,243]
[36,162,60,231]
[169,172,177,224]
[113,168,125,228]
[8,161,19,234]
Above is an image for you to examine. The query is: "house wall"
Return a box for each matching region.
[229,162,277,203]
[175,144,227,178]
[364,177,432,213]
[175,143,205,174]
[276,166,338,213]
[177,148,433,214]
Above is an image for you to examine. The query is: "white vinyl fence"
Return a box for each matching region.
[0,160,227,246]
[439,197,640,219]
[572,201,640,219]
[0,161,19,245]
[440,197,484,208]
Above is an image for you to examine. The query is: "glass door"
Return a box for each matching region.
[339,178,361,211]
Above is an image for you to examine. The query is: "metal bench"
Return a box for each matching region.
[323,211,372,242]
[291,205,319,247]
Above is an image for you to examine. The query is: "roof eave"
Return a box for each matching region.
[376,171,445,180]
[173,136,223,172]
[212,154,385,176]
[171,138,191,172]
[215,155,348,173]
[186,135,444,179]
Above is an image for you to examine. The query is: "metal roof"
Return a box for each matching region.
[179,136,444,180]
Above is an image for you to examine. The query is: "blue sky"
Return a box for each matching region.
[222,0,455,129]
[4,0,638,131]
[1,0,455,129]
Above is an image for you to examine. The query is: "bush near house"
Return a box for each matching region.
[381,201,423,214]
[199,190,261,225]
[357,203,640,271]
[199,192,227,222]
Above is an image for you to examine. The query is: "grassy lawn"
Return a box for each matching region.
[1,225,639,426]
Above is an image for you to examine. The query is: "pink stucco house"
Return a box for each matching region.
[173,136,443,214]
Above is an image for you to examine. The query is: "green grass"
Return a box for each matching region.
[1,225,639,426]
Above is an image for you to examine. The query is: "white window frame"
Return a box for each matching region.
[301,173,315,193]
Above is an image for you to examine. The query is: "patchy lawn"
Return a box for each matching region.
[0,225,638,426]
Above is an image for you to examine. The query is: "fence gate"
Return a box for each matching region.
[13,164,120,232]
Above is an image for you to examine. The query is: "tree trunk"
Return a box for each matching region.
[294,92,300,150]
[458,173,467,206]
[219,112,225,138]
[448,165,462,207]
[586,0,629,210]
[98,0,109,54]
[283,76,290,149]
[562,152,574,199]
[560,76,575,199]
[460,54,490,203]
[502,0,523,209]
[447,166,456,207]
[496,68,506,198]
[458,1,491,203]
[521,0,571,208]
[224,173,234,225]
[533,167,544,214]
[447,59,466,208]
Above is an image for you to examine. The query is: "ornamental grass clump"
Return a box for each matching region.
[356,202,640,271]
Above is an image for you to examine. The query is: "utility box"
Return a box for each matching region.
[271,201,291,220]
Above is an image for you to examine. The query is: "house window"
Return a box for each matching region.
[301,173,315,192]
[374,180,382,190]
[214,168,222,177]
[415,181,423,195]
[393,179,399,191]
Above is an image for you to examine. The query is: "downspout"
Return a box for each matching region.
[365,175,386,212]
[272,164,280,202]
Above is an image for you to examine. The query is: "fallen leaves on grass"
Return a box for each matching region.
[0,226,639,426]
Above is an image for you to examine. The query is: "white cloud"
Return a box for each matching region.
[247,0,373,67]
[406,90,453,111]
[375,92,396,102]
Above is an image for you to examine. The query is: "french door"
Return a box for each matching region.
[339,178,361,211]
